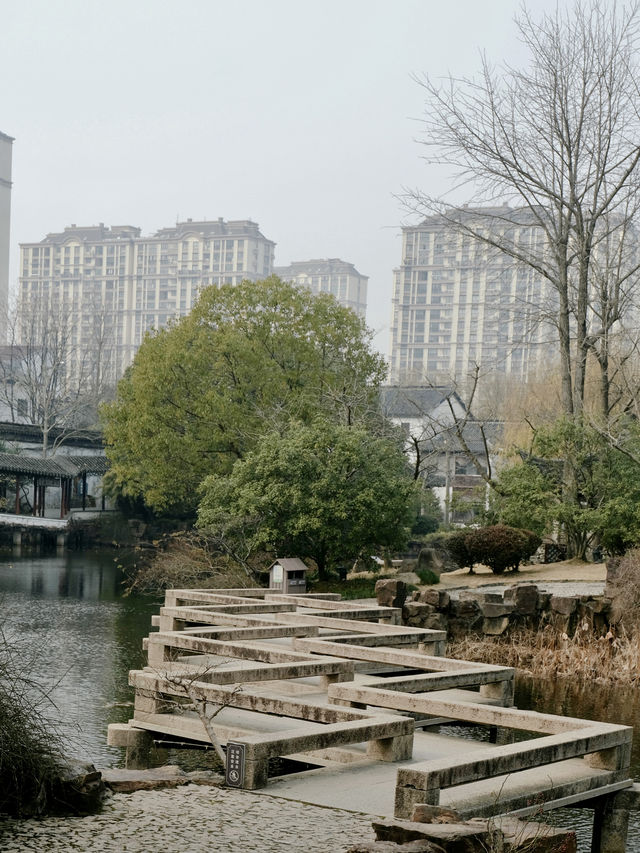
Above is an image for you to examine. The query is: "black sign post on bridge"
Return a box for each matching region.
[225,741,246,787]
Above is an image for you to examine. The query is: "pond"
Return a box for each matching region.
[0,551,638,847]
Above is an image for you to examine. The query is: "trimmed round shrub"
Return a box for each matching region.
[464,525,541,574]
[443,530,476,571]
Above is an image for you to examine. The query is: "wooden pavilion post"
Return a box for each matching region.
[33,476,38,516]
[14,474,20,514]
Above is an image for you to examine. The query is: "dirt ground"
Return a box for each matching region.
[436,559,606,589]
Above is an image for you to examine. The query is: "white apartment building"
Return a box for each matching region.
[274,258,368,319]
[0,130,13,340]
[19,218,275,381]
[388,207,553,388]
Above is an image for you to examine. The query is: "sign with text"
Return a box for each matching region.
[225,741,245,787]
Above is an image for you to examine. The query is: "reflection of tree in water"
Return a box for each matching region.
[515,675,640,774]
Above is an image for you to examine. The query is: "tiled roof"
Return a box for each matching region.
[0,453,108,477]
[380,386,462,418]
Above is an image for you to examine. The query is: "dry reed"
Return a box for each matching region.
[447,622,640,687]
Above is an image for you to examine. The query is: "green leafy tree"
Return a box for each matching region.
[197,421,418,581]
[101,277,386,515]
[493,418,640,559]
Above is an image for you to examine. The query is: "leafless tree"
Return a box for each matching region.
[405,1,640,423]
[0,298,117,456]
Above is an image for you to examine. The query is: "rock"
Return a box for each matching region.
[504,584,539,615]
[374,817,489,849]
[395,572,422,586]
[472,591,504,603]
[376,580,408,609]
[411,805,462,824]
[403,602,437,628]
[470,816,577,853]
[50,758,108,814]
[424,613,448,631]
[100,765,223,793]
[478,601,514,618]
[550,595,578,615]
[450,599,480,617]
[482,616,511,635]
[417,589,450,609]
[417,548,444,575]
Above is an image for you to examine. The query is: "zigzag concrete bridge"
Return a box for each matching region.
[109,589,639,851]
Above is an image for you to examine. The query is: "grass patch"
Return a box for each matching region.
[310,576,386,600]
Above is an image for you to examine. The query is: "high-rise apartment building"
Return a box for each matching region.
[274,258,368,319]
[0,130,13,340]
[19,218,275,380]
[388,207,552,388]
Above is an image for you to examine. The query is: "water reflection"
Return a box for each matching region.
[0,550,158,767]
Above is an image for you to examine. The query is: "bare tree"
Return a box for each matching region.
[0,298,116,456]
[405,1,640,422]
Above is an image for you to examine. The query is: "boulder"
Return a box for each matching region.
[550,595,578,616]
[416,548,444,575]
[417,589,450,609]
[504,584,539,616]
[50,758,108,814]
[376,579,408,609]
[403,602,437,628]
[478,601,514,619]
[482,616,510,635]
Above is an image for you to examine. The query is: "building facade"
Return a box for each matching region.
[274,258,368,319]
[0,130,13,340]
[388,207,552,388]
[19,218,275,380]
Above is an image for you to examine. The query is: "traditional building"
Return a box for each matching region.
[19,218,275,380]
[381,385,502,523]
[274,258,368,319]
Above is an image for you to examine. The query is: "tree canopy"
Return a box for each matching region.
[492,418,640,559]
[197,421,418,580]
[101,277,387,514]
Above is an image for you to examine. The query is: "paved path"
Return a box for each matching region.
[0,785,376,852]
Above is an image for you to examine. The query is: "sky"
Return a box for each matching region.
[2,0,564,357]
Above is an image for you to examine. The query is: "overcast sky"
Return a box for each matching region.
[3,0,563,356]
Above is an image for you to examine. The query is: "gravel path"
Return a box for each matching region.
[0,785,377,852]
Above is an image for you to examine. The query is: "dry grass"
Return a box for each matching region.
[124,531,258,594]
[447,623,640,687]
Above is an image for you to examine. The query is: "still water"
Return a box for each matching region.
[0,551,639,848]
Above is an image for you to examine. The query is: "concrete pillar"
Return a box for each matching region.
[320,670,354,688]
[107,723,155,770]
[12,529,21,551]
[241,757,269,789]
[56,532,66,552]
[591,792,630,853]
[480,677,515,707]
[367,733,413,762]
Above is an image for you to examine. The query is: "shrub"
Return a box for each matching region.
[465,525,541,574]
[443,529,476,571]
[0,631,65,817]
[415,567,440,585]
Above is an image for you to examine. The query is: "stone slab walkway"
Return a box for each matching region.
[0,785,376,852]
